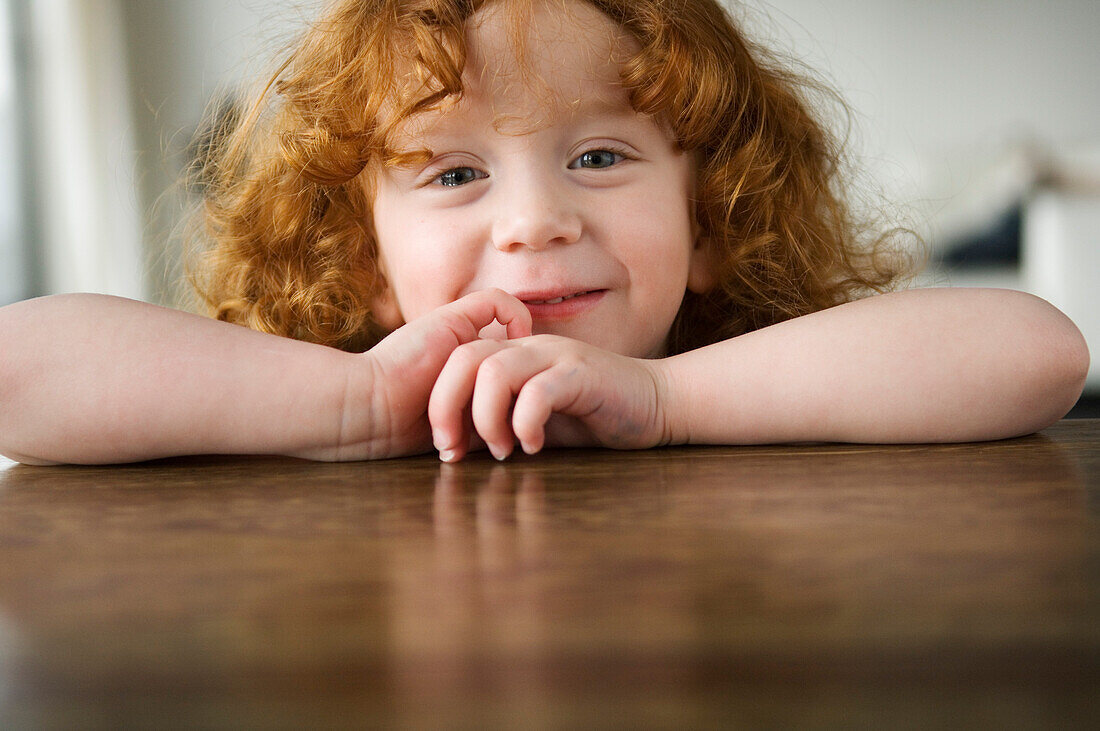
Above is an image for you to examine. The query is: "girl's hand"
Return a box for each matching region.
[336,289,531,460]
[428,334,674,461]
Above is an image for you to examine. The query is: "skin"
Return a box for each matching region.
[0,1,1089,466]
[0,289,530,464]
[370,0,1090,461]
[369,1,712,358]
[369,0,713,460]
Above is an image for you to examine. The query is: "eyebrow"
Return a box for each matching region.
[382,90,646,163]
[558,91,640,121]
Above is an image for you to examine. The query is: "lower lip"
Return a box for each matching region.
[521,290,606,321]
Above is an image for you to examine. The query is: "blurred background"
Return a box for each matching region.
[0,0,1096,404]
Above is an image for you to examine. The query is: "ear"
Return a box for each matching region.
[687,236,717,294]
[685,174,717,294]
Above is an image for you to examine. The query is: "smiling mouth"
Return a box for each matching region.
[516,289,607,321]
[522,290,599,305]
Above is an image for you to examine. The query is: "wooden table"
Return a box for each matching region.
[1,421,1097,728]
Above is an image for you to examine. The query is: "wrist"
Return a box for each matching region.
[649,356,690,446]
[339,351,388,460]
[289,349,381,462]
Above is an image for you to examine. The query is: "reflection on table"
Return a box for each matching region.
[0,421,1097,727]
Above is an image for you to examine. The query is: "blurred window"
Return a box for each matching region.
[0,0,28,306]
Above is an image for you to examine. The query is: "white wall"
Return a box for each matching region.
[744,0,1100,238]
[122,0,309,136]
[122,0,1100,261]
[120,0,309,303]
[28,0,146,299]
[0,0,22,305]
[748,0,1100,390]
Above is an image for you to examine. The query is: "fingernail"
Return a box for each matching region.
[489,444,510,461]
[439,449,458,463]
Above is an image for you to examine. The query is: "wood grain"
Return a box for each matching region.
[0,422,1097,727]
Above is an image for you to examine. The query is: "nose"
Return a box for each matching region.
[490,171,582,252]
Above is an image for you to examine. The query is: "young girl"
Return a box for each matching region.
[0,0,1088,465]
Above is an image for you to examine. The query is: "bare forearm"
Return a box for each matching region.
[0,294,358,464]
[662,288,1089,444]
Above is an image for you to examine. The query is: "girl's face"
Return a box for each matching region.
[370,0,713,358]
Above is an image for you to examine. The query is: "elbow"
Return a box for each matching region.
[1058,315,1090,409]
[0,300,60,466]
[0,364,41,466]
[1024,294,1090,430]
[0,318,19,461]
[0,386,63,466]
[0,450,61,467]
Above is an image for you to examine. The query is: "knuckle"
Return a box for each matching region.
[436,309,475,340]
[523,377,555,407]
[525,333,582,361]
[477,353,511,382]
[450,340,490,365]
[450,340,477,359]
[527,333,563,347]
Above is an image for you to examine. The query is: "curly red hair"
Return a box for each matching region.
[186,0,919,354]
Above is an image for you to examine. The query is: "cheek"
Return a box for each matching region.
[615,187,695,289]
[373,204,479,321]
[611,182,695,352]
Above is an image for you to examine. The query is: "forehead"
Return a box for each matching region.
[468,0,631,97]
[394,0,638,142]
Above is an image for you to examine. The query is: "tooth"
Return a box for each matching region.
[526,291,594,305]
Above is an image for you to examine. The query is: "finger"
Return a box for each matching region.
[440,400,476,463]
[471,347,556,461]
[440,288,532,343]
[398,288,532,360]
[511,362,583,455]
[486,287,534,340]
[429,339,512,461]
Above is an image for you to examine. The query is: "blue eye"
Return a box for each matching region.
[571,149,624,170]
[436,167,485,187]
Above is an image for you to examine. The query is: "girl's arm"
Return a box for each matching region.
[0,290,530,464]
[0,294,361,464]
[426,287,1089,461]
[660,287,1089,444]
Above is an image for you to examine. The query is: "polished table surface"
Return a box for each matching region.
[1,421,1098,728]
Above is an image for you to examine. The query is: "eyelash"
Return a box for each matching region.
[434,167,486,188]
[427,145,635,188]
